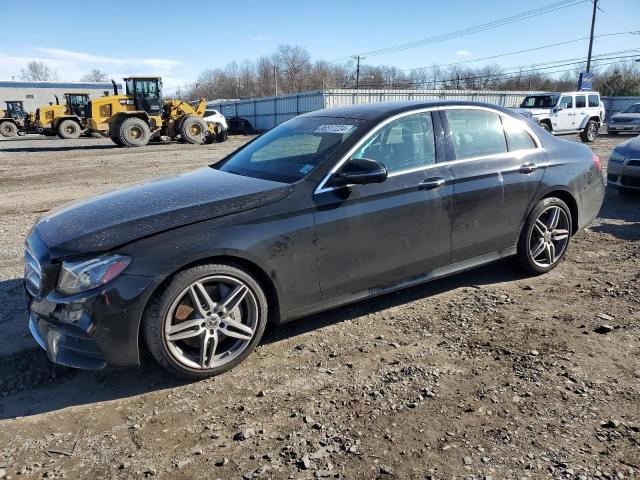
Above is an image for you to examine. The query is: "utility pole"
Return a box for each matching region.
[273,65,278,96]
[586,0,598,72]
[353,56,361,89]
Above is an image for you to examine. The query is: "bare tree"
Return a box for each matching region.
[80,69,109,82]
[274,45,312,93]
[183,43,640,100]
[20,61,59,81]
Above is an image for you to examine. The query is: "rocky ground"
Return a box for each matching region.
[0,133,638,479]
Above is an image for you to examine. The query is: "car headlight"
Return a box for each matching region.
[57,254,131,294]
[609,151,627,163]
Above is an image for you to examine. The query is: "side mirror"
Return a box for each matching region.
[328,158,388,187]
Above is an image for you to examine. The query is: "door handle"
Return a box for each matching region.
[419,177,446,190]
[519,162,537,174]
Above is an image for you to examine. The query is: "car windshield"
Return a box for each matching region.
[520,95,559,108]
[215,116,363,183]
[622,104,640,114]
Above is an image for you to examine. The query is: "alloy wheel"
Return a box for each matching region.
[164,275,258,370]
[587,123,597,141]
[528,205,570,268]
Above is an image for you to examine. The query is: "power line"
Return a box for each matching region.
[398,31,639,72]
[330,0,588,63]
[474,49,640,76]
[354,57,639,90]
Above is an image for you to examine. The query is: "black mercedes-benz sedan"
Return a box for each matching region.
[24,101,605,379]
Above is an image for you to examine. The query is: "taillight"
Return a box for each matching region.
[592,153,602,172]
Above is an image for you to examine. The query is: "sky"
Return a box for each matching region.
[1,0,639,94]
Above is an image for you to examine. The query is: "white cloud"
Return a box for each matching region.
[455,50,472,56]
[34,47,181,70]
[0,47,188,91]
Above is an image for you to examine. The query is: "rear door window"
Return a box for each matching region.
[575,96,586,108]
[445,109,508,160]
[503,117,537,151]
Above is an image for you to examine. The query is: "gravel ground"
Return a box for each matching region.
[0,133,638,479]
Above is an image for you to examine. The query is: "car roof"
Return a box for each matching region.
[527,92,599,96]
[300,100,519,121]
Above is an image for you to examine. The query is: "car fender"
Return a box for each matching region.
[577,114,600,130]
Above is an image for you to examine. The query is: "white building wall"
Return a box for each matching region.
[0,81,122,112]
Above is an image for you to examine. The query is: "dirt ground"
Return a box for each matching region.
[0,133,638,479]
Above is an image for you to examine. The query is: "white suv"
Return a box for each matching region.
[203,109,229,142]
[513,92,604,142]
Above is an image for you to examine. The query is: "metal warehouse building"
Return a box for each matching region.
[207,89,544,131]
[208,88,639,131]
[0,81,122,112]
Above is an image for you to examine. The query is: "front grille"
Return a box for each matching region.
[24,247,42,296]
[621,175,640,188]
[627,160,640,167]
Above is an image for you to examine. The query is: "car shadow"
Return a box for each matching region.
[590,188,640,240]
[0,259,527,419]
[0,144,116,153]
[262,259,527,345]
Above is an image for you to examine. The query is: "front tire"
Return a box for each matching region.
[110,136,123,146]
[516,197,572,275]
[118,117,151,147]
[580,120,598,142]
[0,121,18,137]
[57,119,82,139]
[179,115,208,144]
[539,122,551,133]
[142,263,268,380]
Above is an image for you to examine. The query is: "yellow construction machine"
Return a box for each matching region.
[35,93,90,138]
[0,101,36,137]
[85,77,218,147]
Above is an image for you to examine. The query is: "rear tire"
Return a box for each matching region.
[179,115,208,144]
[0,121,18,137]
[57,119,82,139]
[516,197,572,275]
[580,120,598,142]
[118,117,151,147]
[540,122,551,132]
[216,129,228,143]
[142,262,268,380]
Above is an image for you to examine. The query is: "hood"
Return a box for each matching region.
[613,135,640,155]
[610,112,640,122]
[34,167,290,258]
[512,107,551,117]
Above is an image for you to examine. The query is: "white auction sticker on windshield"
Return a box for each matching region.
[314,124,355,134]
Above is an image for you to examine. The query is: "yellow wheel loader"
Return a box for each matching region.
[0,101,36,137]
[85,77,218,147]
[35,93,90,139]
